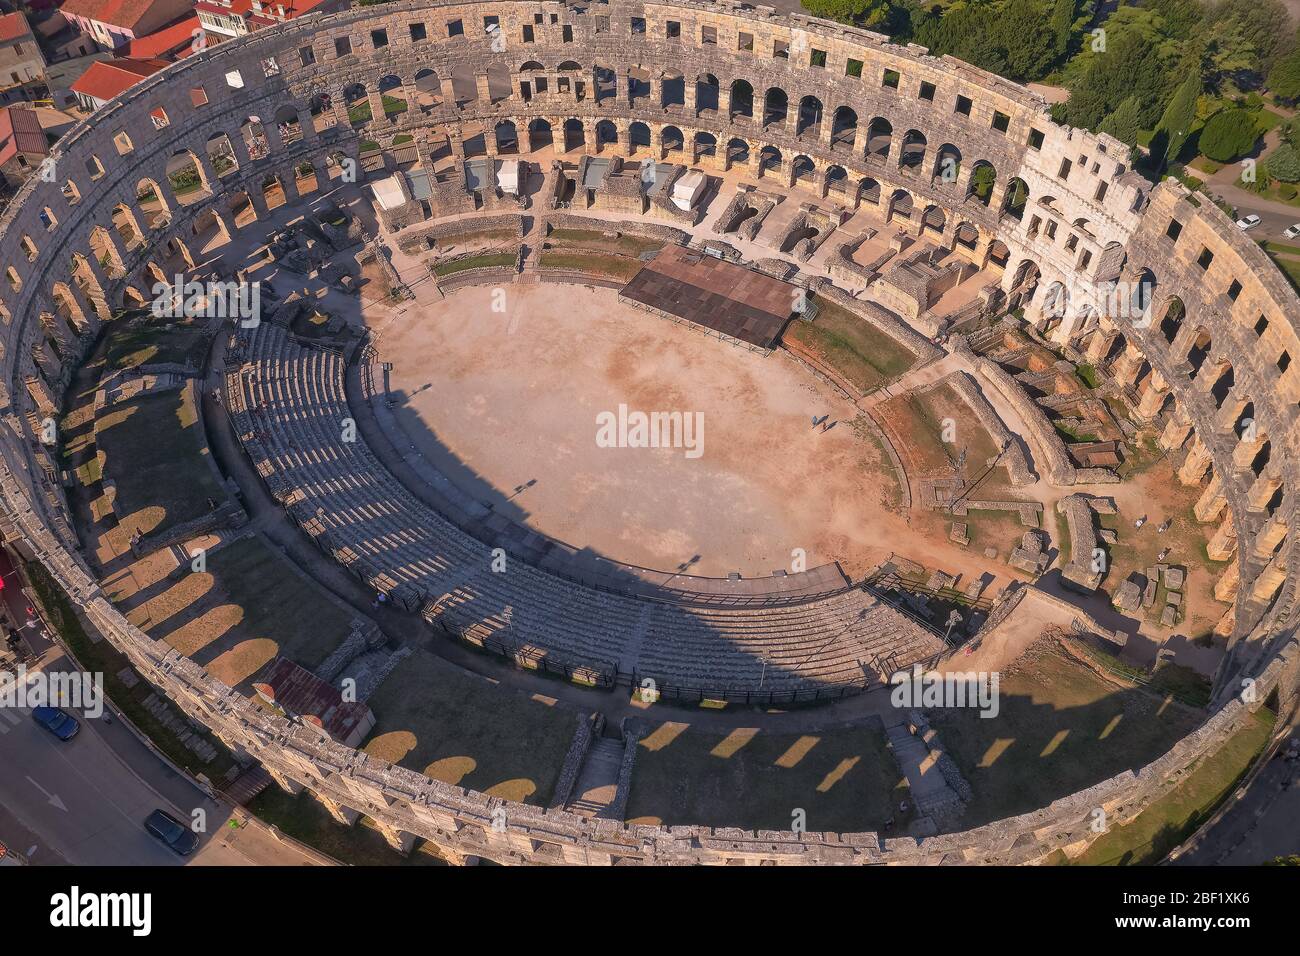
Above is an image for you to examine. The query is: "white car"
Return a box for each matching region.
[1236,214,1261,230]
[1284,224,1300,240]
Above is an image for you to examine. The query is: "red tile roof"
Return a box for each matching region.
[0,106,49,169]
[62,0,176,31]
[195,0,328,22]
[125,15,199,59]
[0,11,32,43]
[252,657,374,744]
[70,57,168,103]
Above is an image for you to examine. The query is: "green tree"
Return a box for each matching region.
[1265,142,1300,182]
[1099,95,1144,146]
[801,0,892,26]
[1048,0,1078,59]
[1198,108,1260,162]
[1152,70,1202,167]
[996,0,1057,80]
[1269,49,1300,102]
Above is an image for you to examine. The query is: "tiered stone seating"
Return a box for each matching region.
[228,324,948,698]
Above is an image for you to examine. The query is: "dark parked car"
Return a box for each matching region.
[31,706,79,741]
[143,809,198,856]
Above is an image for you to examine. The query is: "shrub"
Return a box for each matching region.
[1266,143,1300,183]
[1199,108,1260,162]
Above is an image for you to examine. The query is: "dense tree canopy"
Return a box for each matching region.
[1198,108,1260,161]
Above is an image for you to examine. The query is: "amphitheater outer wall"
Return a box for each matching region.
[0,0,1298,863]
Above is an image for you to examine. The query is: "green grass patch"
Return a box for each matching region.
[929,639,1204,828]
[624,721,905,833]
[433,252,517,277]
[1075,363,1100,389]
[117,535,354,692]
[537,250,644,281]
[782,299,916,393]
[102,316,209,373]
[545,228,665,257]
[1069,705,1274,865]
[94,381,224,537]
[362,648,576,806]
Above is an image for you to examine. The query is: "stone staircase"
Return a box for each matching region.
[563,736,626,819]
[885,720,964,823]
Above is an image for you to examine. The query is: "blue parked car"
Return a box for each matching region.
[31,706,79,741]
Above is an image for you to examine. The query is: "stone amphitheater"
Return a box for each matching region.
[2,0,1299,865]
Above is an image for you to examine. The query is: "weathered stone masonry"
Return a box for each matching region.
[0,0,1298,863]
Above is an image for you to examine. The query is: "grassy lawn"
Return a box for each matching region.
[123,535,354,691]
[537,250,645,281]
[25,560,238,782]
[929,638,1204,828]
[94,380,225,538]
[246,786,447,866]
[433,252,517,276]
[362,648,577,806]
[624,720,906,833]
[1066,705,1274,865]
[546,228,665,257]
[103,315,209,373]
[782,299,916,394]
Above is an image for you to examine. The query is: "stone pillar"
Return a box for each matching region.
[314,792,360,827]
[1247,473,1282,512]
[24,374,56,415]
[367,88,386,125]
[582,119,597,154]
[1215,393,1250,433]
[1252,514,1288,560]
[649,73,661,108]
[684,77,696,114]
[1086,329,1118,363]
[268,768,304,795]
[1136,379,1168,418]
[102,228,131,276]
[373,817,417,857]
[1206,516,1238,561]
[475,70,490,104]
[1231,434,1266,471]
[1214,557,1240,602]
[1250,552,1286,603]
[247,188,270,221]
[332,90,352,128]
[1158,414,1194,452]
[67,283,100,336]
[438,72,456,108]
[1110,342,1144,388]
[719,83,732,120]
[1178,436,1213,485]
[1194,471,1228,523]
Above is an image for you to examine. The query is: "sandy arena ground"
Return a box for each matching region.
[375,283,920,579]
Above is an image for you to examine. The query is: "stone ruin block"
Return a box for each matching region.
[1114,579,1143,612]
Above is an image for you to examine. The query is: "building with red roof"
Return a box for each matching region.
[0,12,47,101]
[252,657,376,748]
[0,105,49,187]
[196,0,341,44]
[61,0,196,52]
[125,15,201,60]
[69,56,167,110]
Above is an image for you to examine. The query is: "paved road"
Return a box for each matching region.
[0,549,324,867]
